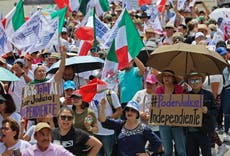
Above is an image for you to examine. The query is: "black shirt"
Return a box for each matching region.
[52,127,90,156]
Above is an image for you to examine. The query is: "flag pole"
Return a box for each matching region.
[92,7,97,53]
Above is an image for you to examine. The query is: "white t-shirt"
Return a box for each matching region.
[0,139,31,154]
[203,75,223,95]
[9,76,27,113]
[132,89,159,131]
[90,90,121,136]
[25,125,36,145]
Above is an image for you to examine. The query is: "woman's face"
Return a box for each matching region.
[58,110,73,131]
[71,96,82,106]
[125,107,138,120]
[34,66,46,80]
[162,74,174,85]
[1,122,16,142]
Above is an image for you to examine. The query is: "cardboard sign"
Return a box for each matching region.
[149,94,203,127]
[21,82,60,119]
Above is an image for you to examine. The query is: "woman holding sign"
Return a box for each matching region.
[155,70,187,156]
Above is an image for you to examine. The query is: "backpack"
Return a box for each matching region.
[106,89,116,113]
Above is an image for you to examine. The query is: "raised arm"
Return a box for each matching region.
[54,46,67,83]
[134,57,145,76]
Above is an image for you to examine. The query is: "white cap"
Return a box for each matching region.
[195,32,205,39]
[62,27,67,33]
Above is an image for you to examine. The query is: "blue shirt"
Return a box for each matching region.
[101,119,162,156]
[118,67,143,103]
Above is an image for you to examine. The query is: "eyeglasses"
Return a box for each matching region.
[189,79,202,85]
[60,115,73,121]
[126,108,137,113]
[1,127,10,131]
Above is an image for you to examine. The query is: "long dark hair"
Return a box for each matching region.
[72,101,89,111]
[2,94,16,113]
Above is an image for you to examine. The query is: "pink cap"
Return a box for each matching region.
[145,74,158,84]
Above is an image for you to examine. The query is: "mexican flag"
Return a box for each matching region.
[138,0,152,6]
[156,0,167,13]
[79,78,107,102]
[75,9,95,55]
[79,0,110,16]
[107,9,144,70]
[50,7,67,34]
[2,0,25,39]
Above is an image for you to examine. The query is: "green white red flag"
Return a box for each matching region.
[107,9,144,70]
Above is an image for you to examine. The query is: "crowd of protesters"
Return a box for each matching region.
[0,0,230,156]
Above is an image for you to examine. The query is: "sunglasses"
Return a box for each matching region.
[126,108,137,113]
[1,127,10,131]
[60,115,73,121]
[189,79,201,85]
[71,95,82,99]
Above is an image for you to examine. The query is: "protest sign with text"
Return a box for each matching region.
[21,82,60,119]
[149,94,203,127]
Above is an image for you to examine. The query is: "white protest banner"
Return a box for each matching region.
[21,82,60,119]
[95,16,110,43]
[102,9,125,49]
[149,94,203,127]
[0,22,12,55]
[177,0,186,10]
[25,17,59,53]
[11,11,57,52]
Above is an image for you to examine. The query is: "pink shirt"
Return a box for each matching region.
[22,143,74,156]
[155,84,183,94]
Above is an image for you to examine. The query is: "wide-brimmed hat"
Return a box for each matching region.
[156,70,182,84]
[184,71,206,83]
[197,24,209,32]
[48,53,60,59]
[124,100,140,119]
[165,22,175,30]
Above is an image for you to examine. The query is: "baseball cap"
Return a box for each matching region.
[145,74,158,84]
[64,80,76,90]
[35,122,51,132]
[71,90,82,98]
[195,32,205,39]
[216,47,227,56]
[62,27,68,33]
[14,59,25,67]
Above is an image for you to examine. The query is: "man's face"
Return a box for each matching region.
[63,67,74,80]
[35,128,51,151]
[188,76,203,90]
[165,27,174,37]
